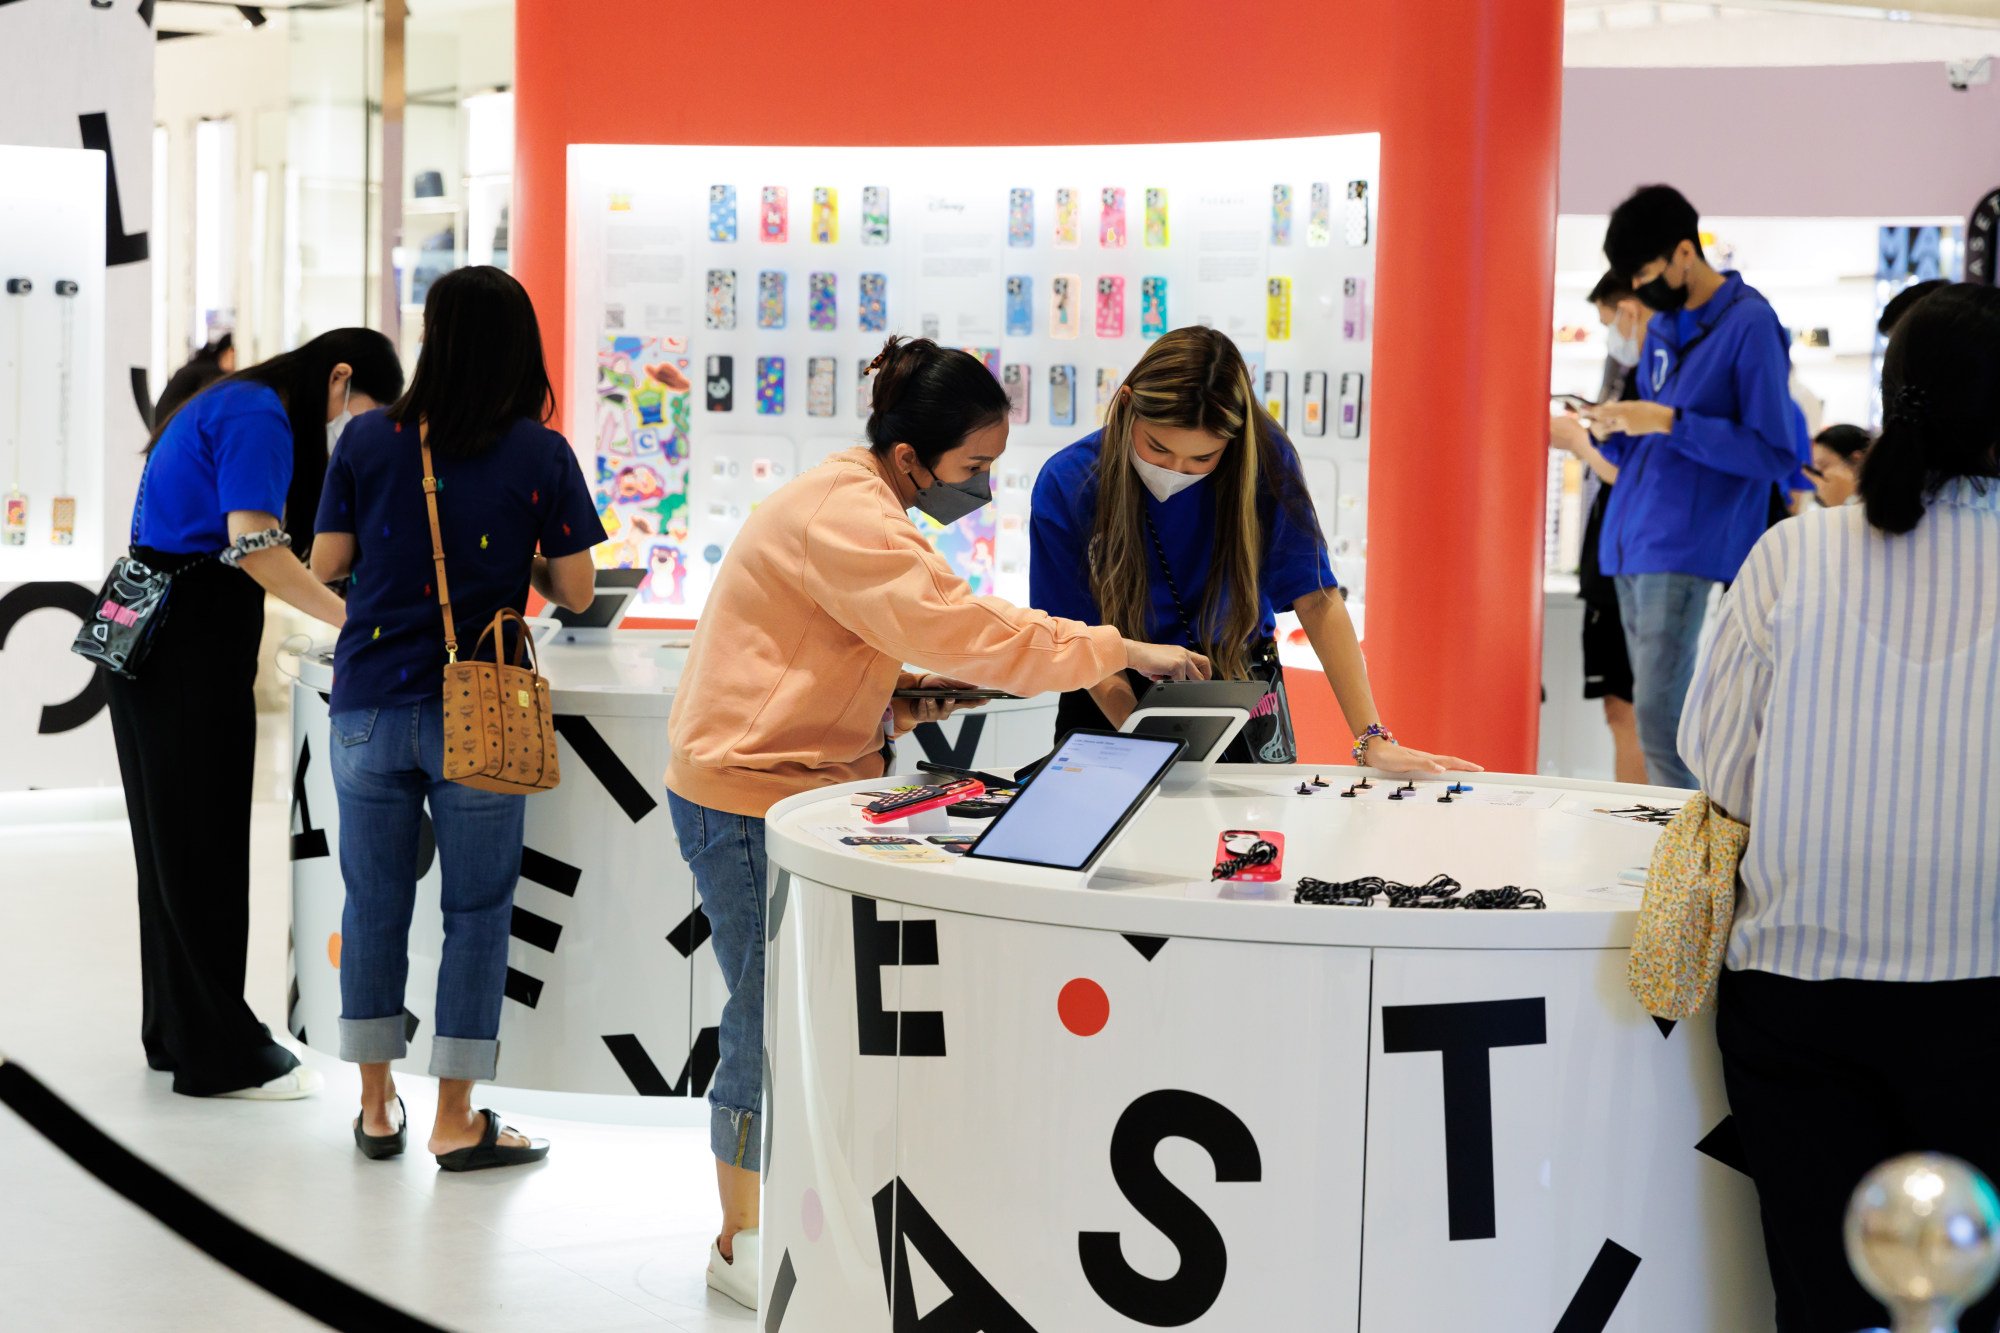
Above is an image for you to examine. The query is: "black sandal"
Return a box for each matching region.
[354,1095,407,1160]
[434,1109,550,1173]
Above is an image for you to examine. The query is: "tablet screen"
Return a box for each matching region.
[964,730,1185,872]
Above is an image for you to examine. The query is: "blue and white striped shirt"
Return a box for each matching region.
[1681,478,2000,982]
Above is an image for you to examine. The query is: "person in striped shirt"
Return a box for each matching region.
[1681,282,2000,1333]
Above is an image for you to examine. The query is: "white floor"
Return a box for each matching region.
[0,719,753,1332]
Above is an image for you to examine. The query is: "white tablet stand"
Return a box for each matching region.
[1117,706,1252,788]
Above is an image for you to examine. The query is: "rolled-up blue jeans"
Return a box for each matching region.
[667,789,766,1172]
[329,700,525,1081]
[1614,572,1714,790]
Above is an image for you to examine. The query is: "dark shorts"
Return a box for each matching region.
[1581,600,1633,702]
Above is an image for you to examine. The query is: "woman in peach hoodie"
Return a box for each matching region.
[666,337,1207,1308]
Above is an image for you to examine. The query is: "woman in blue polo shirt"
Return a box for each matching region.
[1031,326,1472,775]
[108,327,402,1100]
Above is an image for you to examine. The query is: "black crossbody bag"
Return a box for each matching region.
[70,459,204,679]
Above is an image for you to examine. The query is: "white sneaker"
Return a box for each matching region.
[212,1066,325,1101]
[706,1228,760,1310]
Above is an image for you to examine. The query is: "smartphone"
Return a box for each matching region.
[1053,187,1080,248]
[1345,180,1370,246]
[1271,184,1293,245]
[1140,276,1168,339]
[1144,187,1168,248]
[859,272,888,333]
[1005,276,1033,337]
[1338,372,1364,439]
[760,187,788,242]
[1552,393,1597,413]
[1099,187,1127,248]
[1008,187,1034,247]
[861,778,986,824]
[1051,274,1082,339]
[842,835,920,847]
[1343,277,1368,340]
[1002,363,1030,425]
[811,186,838,243]
[1264,370,1289,429]
[1266,277,1293,342]
[1214,829,1287,884]
[705,355,734,412]
[756,270,786,329]
[757,356,785,415]
[807,356,837,418]
[705,269,737,330]
[1307,182,1332,247]
[1096,276,1126,338]
[891,687,1017,701]
[808,271,837,331]
[1301,370,1328,437]
[862,185,890,244]
[1095,367,1121,425]
[857,359,875,419]
[1049,365,1077,427]
[708,185,738,243]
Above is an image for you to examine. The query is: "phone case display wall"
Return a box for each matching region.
[568,137,1379,619]
[0,146,108,582]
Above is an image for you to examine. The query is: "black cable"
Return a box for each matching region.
[1294,874,1545,910]
[1211,838,1279,881]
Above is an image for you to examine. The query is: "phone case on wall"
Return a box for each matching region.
[1308,182,1332,247]
[1338,372,1364,438]
[3,491,25,545]
[757,357,785,414]
[1140,276,1168,339]
[1264,370,1289,429]
[1345,180,1370,246]
[1053,188,1080,248]
[756,270,786,329]
[1266,277,1293,342]
[1270,184,1293,245]
[1301,370,1327,437]
[1343,277,1368,340]
[760,187,788,242]
[811,187,838,244]
[1095,367,1121,425]
[1144,187,1168,248]
[705,269,737,330]
[706,355,734,412]
[808,272,837,331]
[857,359,874,419]
[1099,187,1127,248]
[859,272,888,332]
[1008,188,1034,247]
[1005,276,1033,337]
[808,356,837,417]
[1096,276,1126,338]
[1049,365,1077,427]
[1051,275,1082,339]
[1002,363,1030,425]
[708,185,738,243]
[862,186,890,244]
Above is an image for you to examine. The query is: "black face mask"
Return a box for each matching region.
[1635,265,1689,314]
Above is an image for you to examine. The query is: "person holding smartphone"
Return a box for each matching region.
[1030,324,1473,775]
[665,336,1206,1310]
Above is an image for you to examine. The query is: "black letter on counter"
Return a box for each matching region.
[1078,1089,1263,1326]
[852,896,946,1057]
[872,1177,1035,1332]
[1380,997,1547,1241]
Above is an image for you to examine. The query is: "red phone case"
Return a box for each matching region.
[1213,829,1285,882]
[861,779,985,824]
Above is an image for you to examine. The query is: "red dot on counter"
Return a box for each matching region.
[1058,978,1109,1037]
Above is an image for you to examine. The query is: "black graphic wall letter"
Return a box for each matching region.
[0,581,108,735]
[851,896,945,1057]
[77,112,149,267]
[872,1177,1034,1333]
[1078,1089,1263,1326]
[1380,997,1547,1241]
[289,739,329,861]
[913,712,986,769]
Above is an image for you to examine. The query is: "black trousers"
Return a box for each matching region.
[1717,968,2000,1333]
[104,558,299,1096]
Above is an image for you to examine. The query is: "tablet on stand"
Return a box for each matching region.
[960,730,1186,888]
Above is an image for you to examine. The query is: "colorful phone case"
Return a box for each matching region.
[1301,370,1328,437]
[862,186,890,244]
[50,495,75,546]
[808,356,836,418]
[811,186,838,244]
[1214,830,1286,883]
[808,271,837,331]
[1308,182,1332,247]
[1270,184,1293,245]
[1053,188,1079,248]
[1049,365,1077,427]
[1008,188,1034,248]
[1005,276,1033,337]
[1346,180,1370,246]
[3,490,26,546]
[857,359,874,419]
[760,187,788,242]
[1099,187,1127,248]
[1095,276,1126,338]
[1002,363,1030,424]
[1266,277,1293,342]
[1051,275,1082,339]
[1095,367,1121,425]
[1338,372,1364,438]
[705,269,737,330]
[1140,276,1168,339]
[1264,370,1289,429]
[756,270,786,329]
[966,346,1001,377]
[1343,277,1368,340]
[859,272,888,332]
[706,355,734,412]
[708,185,738,243]
[1143,187,1168,248]
[757,357,785,414]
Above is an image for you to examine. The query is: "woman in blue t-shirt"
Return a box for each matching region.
[1031,326,1473,775]
[108,327,403,1100]
[310,267,605,1170]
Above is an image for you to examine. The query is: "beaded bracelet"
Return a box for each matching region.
[219,527,292,568]
[1351,722,1395,765]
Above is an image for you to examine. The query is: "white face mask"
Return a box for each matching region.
[1605,323,1643,369]
[1131,448,1208,503]
[326,381,353,451]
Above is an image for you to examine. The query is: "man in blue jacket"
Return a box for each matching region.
[1586,185,1808,789]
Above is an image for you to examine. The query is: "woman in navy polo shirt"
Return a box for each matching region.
[311,267,604,1169]
[109,327,402,1100]
[1031,326,1473,775]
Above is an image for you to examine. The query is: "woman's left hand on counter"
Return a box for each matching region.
[1365,741,1482,776]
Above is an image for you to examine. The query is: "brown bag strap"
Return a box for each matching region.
[470,607,541,672]
[418,423,458,663]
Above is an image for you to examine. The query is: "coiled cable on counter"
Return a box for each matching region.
[1294,874,1546,910]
